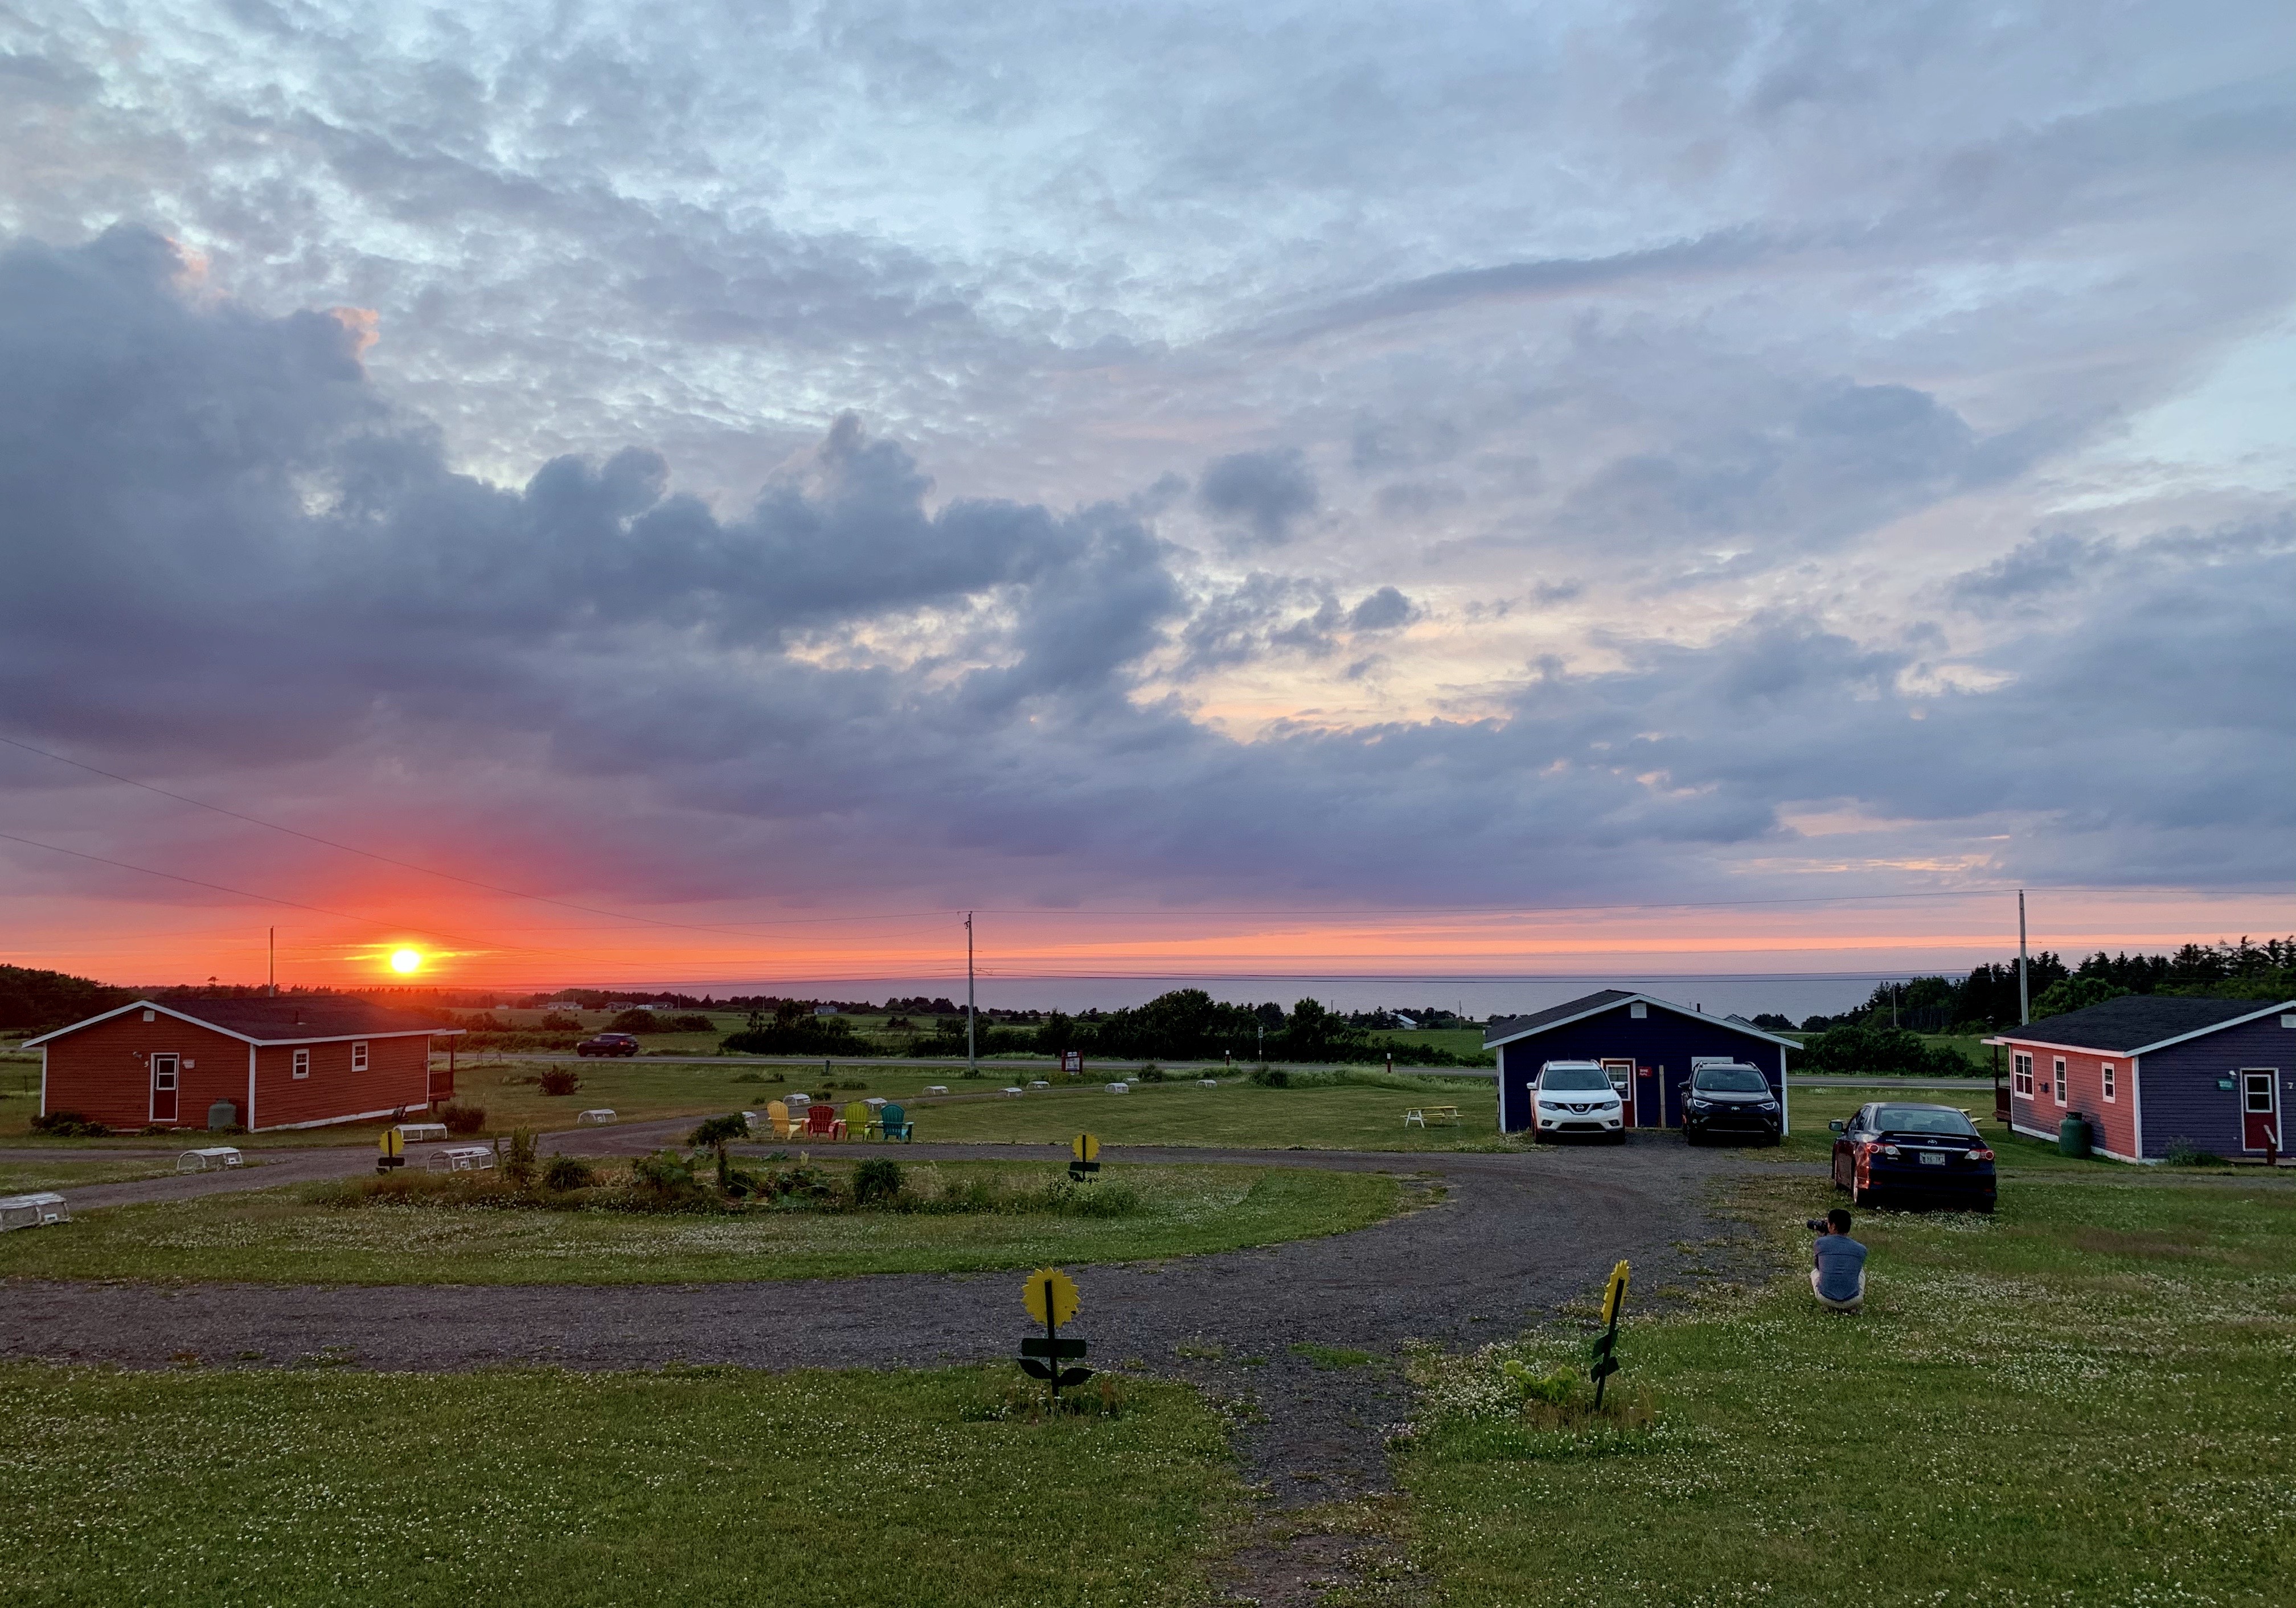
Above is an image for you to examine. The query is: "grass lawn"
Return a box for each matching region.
[0,1361,1240,1607]
[0,1160,1401,1284]
[1393,1171,2296,1605]
[911,1073,1509,1152]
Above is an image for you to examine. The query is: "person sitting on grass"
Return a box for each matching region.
[1810,1207,1867,1313]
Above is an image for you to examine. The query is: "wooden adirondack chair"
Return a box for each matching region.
[842,1100,872,1140]
[767,1100,801,1141]
[806,1103,843,1139]
[879,1102,913,1141]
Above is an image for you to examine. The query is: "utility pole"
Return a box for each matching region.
[2018,889,2030,1026]
[965,911,977,1080]
[268,927,276,997]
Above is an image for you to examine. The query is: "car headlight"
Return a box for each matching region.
[1757,1100,1778,1112]
[1687,1098,1710,1110]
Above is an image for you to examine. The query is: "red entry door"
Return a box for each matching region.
[151,1054,179,1123]
[2242,1071,2279,1153]
[1602,1060,1637,1126]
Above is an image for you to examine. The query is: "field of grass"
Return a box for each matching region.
[1393,1170,2296,1605]
[0,1158,200,1193]
[913,1072,1508,1152]
[0,1160,1401,1284]
[0,1361,1239,1607]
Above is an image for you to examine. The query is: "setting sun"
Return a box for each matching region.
[388,948,423,974]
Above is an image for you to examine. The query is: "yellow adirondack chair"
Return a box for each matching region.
[766,1100,802,1141]
[842,1100,872,1141]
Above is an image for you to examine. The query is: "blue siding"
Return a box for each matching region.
[1495,1003,1789,1132]
[2137,1011,2296,1159]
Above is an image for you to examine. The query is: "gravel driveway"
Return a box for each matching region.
[0,1131,1769,1501]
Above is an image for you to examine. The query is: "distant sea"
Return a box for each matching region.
[634,974,1893,1021]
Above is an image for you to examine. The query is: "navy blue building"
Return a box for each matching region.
[1483,989,1798,1134]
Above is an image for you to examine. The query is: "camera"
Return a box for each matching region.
[1805,1218,1828,1233]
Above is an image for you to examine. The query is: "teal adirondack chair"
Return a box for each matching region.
[879,1102,913,1142]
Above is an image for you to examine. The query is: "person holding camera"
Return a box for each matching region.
[1807,1207,1867,1313]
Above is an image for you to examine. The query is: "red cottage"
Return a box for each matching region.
[23,998,464,1133]
[1987,995,2296,1164]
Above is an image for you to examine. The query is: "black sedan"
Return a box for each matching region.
[575,1033,642,1058]
[1681,1062,1783,1145]
[1830,1102,1996,1211]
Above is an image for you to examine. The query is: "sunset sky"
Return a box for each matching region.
[3,2,2294,994]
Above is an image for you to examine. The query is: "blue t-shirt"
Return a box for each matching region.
[1814,1234,1867,1302]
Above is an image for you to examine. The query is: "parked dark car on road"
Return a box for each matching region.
[1681,1061,1783,1145]
[576,1033,641,1058]
[1830,1102,1996,1211]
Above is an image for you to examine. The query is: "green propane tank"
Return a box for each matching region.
[2058,1115,2092,1157]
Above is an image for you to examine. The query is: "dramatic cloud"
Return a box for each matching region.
[1,1,2293,983]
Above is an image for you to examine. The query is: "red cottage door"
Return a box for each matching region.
[2242,1071,2279,1154]
[151,1054,179,1123]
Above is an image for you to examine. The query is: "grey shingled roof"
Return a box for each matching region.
[2006,993,2289,1055]
[28,996,460,1046]
[1482,989,1639,1049]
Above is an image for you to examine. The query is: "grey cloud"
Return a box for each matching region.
[1347,586,1418,632]
[1948,531,2106,608]
[5,223,2295,915]
[1196,448,1318,549]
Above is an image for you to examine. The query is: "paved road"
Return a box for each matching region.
[0,1133,1757,1500]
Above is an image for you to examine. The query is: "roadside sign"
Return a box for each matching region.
[1600,1260,1629,1325]
[1022,1266,1079,1327]
[1018,1266,1092,1401]
[1591,1259,1630,1406]
[1060,1050,1083,1074]
[1069,1132,1101,1180]
[376,1128,405,1172]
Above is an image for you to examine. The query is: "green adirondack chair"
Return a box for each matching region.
[880,1102,913,1141]
[842,1100,871,1141]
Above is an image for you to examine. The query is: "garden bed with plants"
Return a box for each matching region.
[0,1151,1401,1285]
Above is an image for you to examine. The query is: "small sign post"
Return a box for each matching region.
[376,1127,405,1174]
[1069,1132,1101,1182]
[1019,1266,1092,1405]
[1589,1259,1630,1407]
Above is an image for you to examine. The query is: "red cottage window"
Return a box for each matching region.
[2013,1052,2033,1098]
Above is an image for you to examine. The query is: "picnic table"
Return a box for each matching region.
[1105,1082,1131,1095]
[1001,1087,1024,1098]
[1404,1106,1462,1128]
[576,1108,617,1126]
[394,1122,448,1143]
[0,1192,69,1231]
[923,1085,949,1095]
[177,1146,244,1173]
[428,1146,496,1173]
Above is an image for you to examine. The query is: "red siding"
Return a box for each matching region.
[42,1012,253,1131]
[40,1009,437,1132]
[252,1034,431,1129]
[2003,1038,2139,1160]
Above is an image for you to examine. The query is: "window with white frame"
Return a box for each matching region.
[2053,1057,2068,1107]
[293,1048,310,1079]
[2014,1051,2033,1097]
[351,1041,369,1073]
[2102,1061,2117,1101]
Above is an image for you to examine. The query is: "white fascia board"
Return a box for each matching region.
[1484,994,1799,1052]
[22,1001,465,1050]
[18,999,215,1048]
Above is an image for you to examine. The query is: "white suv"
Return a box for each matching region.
[1532,1060,1626,1143]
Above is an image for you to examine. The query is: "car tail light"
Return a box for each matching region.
[1968,1147,1995,1161]
[1876,1143,1900,1159]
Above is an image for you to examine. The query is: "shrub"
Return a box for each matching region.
[1248,1065,1290,1088]
[632,1148,700,1201]
[854,1157,905,1205]
[1134,1063,1166,1083]
[2163,1136,2225,1167]
[538,1012,581,1030]
[662,1014,715,1032]
[538,1067,581,1096]
[501,1130,539,1187]
[437,1102,487,1136]
[29,1110,109,1137]
[542,1154,595,1190]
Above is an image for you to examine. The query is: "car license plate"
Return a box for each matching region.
[1918,1151,1946,1167]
